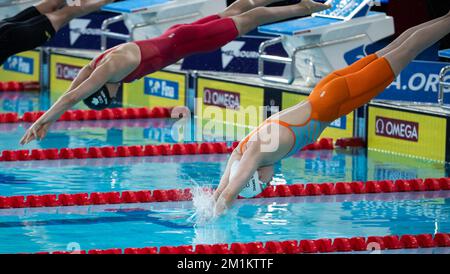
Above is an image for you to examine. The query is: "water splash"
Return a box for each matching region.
[187,185,217,225]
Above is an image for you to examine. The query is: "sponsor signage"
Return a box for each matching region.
[0,51,40,82]
[3,55,34,75]
[378,60,450,104]
[123,70,186,108]
[329,116,347,130]
[368,105,447,162]
[196,78,264,141]
[55,63,83,81]
[375,116,419,142]
[144,77,179,100]
[203,88,241,110]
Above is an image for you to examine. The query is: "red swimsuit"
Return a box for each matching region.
[92,15,239,83]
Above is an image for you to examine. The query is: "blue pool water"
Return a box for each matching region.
[0,117,448,196]
[0,192,449,253]
[1,93,450,254]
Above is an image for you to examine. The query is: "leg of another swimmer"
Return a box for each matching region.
[232,1,330,35]
[34,0,66,14]
[220,0,284,17]
[381,14,450,76]
[170,0,280,29]
[45,0,111,31]
[165,15,222,32]
[3,0,65,23]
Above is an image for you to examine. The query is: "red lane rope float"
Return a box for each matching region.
[33,233,450,254]
[0,81,40,92]
[0,106,172,124]
[1,177,449,209]
[334,137,366,148]
[0,137,345,162]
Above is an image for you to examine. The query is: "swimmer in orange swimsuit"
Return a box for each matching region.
[213,10,450,215]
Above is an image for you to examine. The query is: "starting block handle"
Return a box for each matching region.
[258,34,367,85]
[438,65,450,107]
[258,37,297,85]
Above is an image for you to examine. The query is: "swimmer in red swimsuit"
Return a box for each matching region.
[20,0,331,144]
[212,10,450,216]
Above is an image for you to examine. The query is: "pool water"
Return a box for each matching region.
[0,193,448,253]
[0,92,449,254]
[0,117,447,196]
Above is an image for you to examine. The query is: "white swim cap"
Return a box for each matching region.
[230,160,268,198]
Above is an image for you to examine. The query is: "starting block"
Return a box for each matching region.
[258,0,394,85]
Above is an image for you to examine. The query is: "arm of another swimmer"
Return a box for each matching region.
[214,146,261,215]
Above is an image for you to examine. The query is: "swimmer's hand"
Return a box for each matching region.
[301,0,332,14]
[20,120,52,145]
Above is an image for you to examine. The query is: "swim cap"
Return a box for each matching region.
[83,85,112,110]
[230,160,268,198]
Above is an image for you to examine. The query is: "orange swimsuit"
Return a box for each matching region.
[239,54,395,158]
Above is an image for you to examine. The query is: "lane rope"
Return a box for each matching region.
[1,177,448,209]
[0,137,365,162]
[0,106,172,124]
[32,232,450,254]
[0,81,40,92]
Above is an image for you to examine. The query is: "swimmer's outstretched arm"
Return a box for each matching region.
[214,146,262,215]
[65,65,94,94]
[213,151,242,201]
[19,62,114,145]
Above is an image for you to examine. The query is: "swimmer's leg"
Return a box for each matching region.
[232,0,330,35]
[170,0,286,31]
[220,0,285,17]
[307,12,450,124]
[309,58,396,122]
[379,12,450,76]
[377,13,450,57]
[170,0,285,31]
[2,0,65,23]
[314,54,379,92]
[34,0,66,14]
[44,0,113,31]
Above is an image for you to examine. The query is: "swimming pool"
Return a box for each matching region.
[0,92,449,254]
[0,193,449,254]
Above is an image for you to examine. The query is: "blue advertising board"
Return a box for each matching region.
[378,60,450,104]
[144,77,179,100]
[2,55,34,75]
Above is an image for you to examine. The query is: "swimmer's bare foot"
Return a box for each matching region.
[300,0,332,14]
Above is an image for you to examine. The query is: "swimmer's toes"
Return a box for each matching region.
[302,0,332,13]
